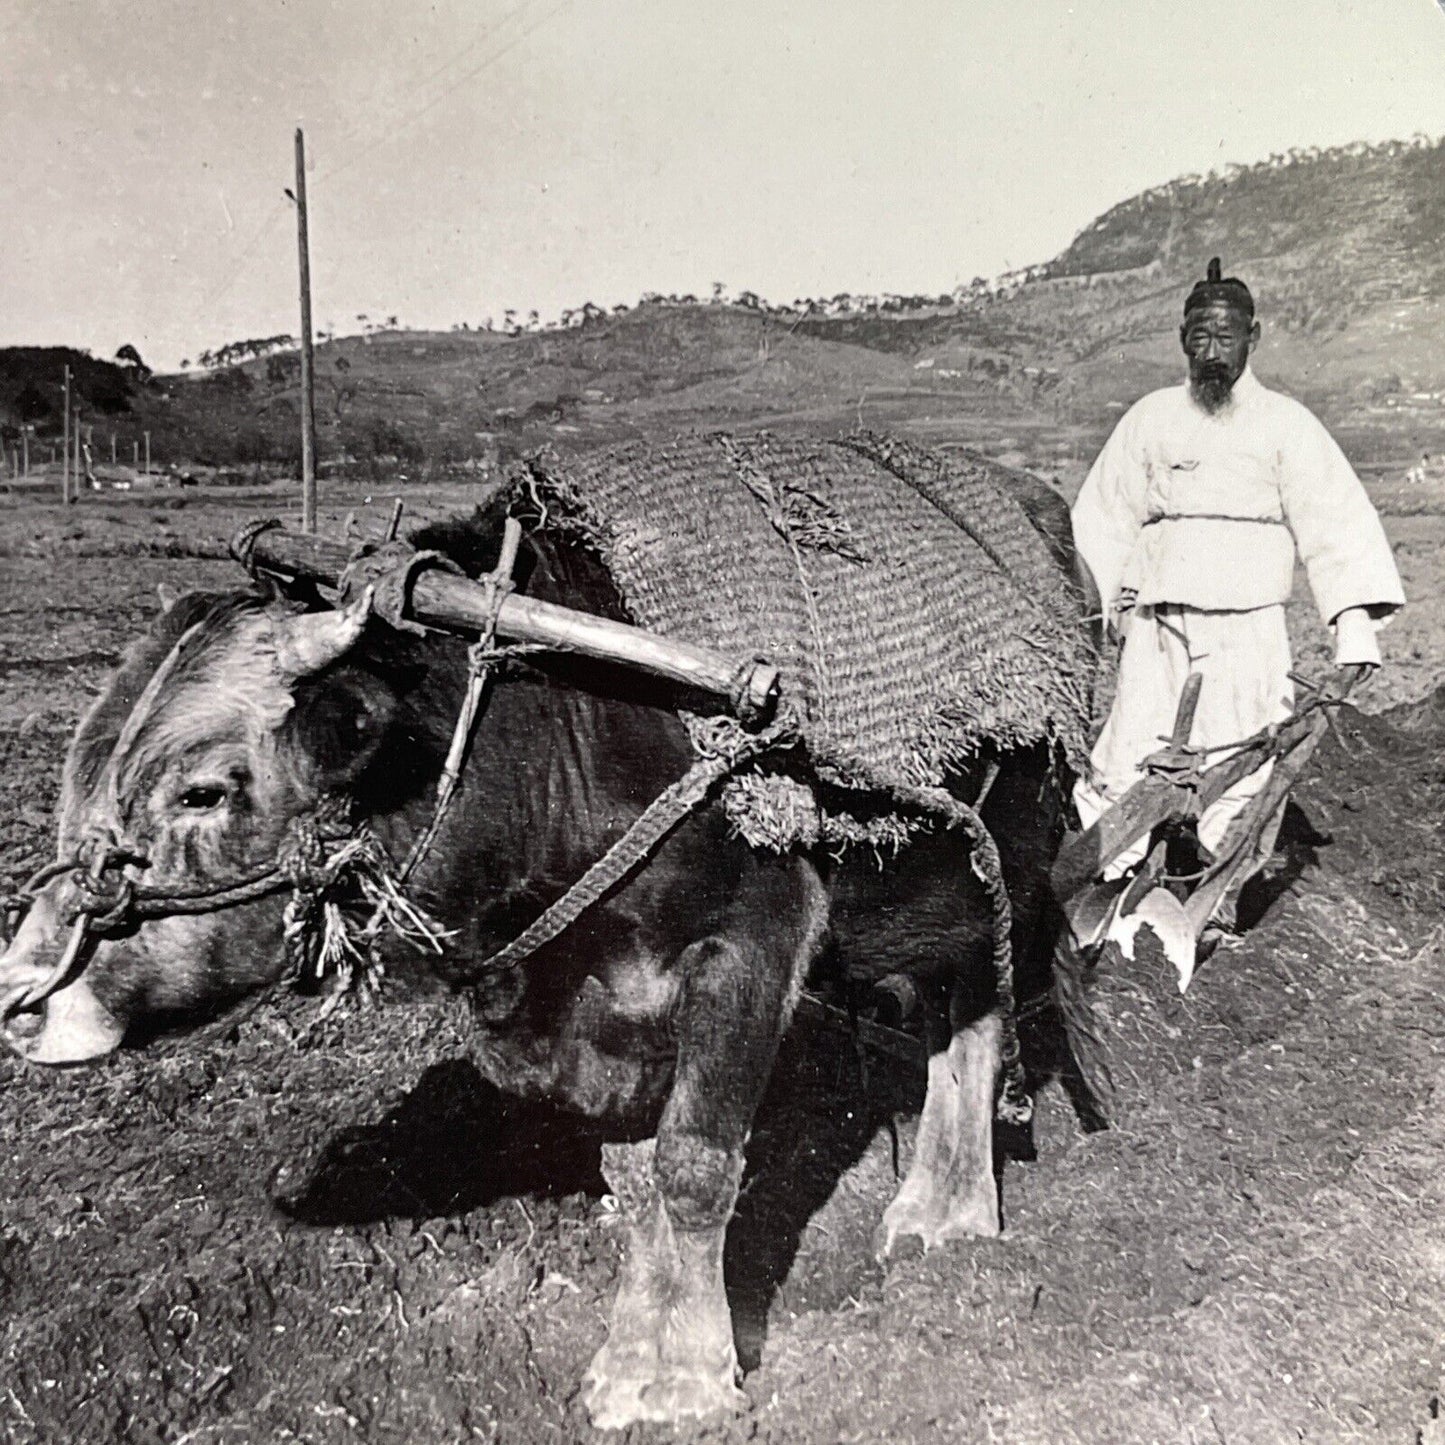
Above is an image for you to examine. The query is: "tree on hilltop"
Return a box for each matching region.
[115,343,153,383]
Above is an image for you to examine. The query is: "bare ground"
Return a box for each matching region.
[0,482,1442,1445]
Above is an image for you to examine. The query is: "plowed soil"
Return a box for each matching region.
[1,484,1441,1445]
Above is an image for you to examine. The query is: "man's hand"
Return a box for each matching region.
[1331,606,1381,670]
[1108,587,1139,647]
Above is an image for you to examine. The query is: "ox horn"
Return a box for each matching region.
[273,586,374,678]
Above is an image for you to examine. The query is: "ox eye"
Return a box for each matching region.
[178,783,227,811]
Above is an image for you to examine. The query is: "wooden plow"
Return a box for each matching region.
[1053,664,1366,989]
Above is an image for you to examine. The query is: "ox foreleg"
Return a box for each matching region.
[878,1004,1002,1255]
[583,862,824,1431]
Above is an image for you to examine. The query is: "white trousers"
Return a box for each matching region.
[1073,604,1294,879]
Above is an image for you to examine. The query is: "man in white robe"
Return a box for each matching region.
[1071,258,1405,941]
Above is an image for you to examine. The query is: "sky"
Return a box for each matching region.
[3,0,1445,371]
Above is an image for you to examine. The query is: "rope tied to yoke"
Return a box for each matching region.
[838,769,1032,1126]
[702,437,1032,1121]
[470,712,803,979]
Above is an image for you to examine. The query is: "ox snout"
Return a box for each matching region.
[0,898,125,1065]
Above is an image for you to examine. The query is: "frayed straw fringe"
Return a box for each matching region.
[283,827,454,1011]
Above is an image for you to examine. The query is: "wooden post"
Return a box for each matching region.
[111,433,117,465]
[61,365,70,503]
[73,408,83,499]
[21,428,28,477]
[295,127,318,532]
[144,430,151,476]
[133,440,140,468]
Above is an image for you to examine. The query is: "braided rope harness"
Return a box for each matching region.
[3,513,1034,1123]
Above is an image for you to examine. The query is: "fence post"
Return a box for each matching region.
[61,365,71,504]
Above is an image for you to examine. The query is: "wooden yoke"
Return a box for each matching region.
[236,524,782,725]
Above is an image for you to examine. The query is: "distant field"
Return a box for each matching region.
[0,453,1442,1445]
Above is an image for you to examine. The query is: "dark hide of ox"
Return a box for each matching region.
[0,491,1089,1430]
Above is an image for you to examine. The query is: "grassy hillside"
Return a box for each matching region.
[79,305,933,479]
[800,136,1445,465]
[3,136,1441,484]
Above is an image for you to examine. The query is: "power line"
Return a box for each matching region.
[319,0,538,181]
[318,0,574,184]
[195,0,573,315]
[197,198,290,313]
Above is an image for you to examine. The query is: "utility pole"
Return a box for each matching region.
[73,407,83,499]
[294,127,318,532]
[62,365,71,504]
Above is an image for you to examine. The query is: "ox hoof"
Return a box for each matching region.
[583,1354,745,1431]
[876,1186,1000,1259]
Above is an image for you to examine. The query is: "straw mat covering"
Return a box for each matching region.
[515,431,1092,851]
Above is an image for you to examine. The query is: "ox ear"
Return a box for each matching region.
[282,664,398,793]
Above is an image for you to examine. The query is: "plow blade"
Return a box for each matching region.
[1052,666,1365,904]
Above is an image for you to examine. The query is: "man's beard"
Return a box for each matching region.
[1190,365,1235,414]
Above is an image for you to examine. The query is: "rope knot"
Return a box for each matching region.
[278,815,333,893]
[61,836,150,933]
[337,539,464,636]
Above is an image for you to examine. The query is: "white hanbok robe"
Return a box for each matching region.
[1071,366,1404,877]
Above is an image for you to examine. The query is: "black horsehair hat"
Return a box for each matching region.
[1183,257,1255,320]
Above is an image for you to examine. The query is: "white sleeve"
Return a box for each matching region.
[1279,409,1405,626]
[1333,607,1382,667]
[1070,407,1148,614]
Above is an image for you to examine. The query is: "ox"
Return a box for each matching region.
[0,494,1090,1430]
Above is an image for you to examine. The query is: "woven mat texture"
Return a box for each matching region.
[516,431,1091,849]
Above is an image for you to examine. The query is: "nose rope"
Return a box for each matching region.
[1,837,148,1019]
[0,801,370,1025]
[3,839,151,941]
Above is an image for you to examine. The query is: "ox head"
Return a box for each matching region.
[0,585,392,1064]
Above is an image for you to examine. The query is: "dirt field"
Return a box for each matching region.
[1,476,1442,1445]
